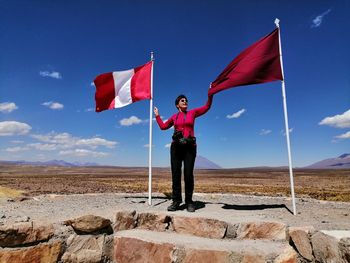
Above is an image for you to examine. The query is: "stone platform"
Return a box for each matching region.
[0,209,349,262]
[0,193,350,262]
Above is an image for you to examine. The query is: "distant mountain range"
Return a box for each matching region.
[0,159,100,167]
[195,153,350,169]
[0,156,222,169]
[1,153,349,169]
[305,153,350,169]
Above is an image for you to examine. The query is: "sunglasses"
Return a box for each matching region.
[180,99,188,103]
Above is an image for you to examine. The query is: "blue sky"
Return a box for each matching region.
[0,0,349,168]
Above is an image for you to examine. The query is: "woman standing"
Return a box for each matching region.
[154,93,213,212]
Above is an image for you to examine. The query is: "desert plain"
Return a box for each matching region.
[0,164,349,202]
[1,164,350,231]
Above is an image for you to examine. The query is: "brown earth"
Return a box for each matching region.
[0,164,349,202]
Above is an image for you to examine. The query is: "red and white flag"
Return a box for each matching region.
[209,28,283,96]
[94,61,152,112]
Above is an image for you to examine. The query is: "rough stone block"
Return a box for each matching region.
[0,240,61,263]
[172,216,227,239]
[61,234,105,263]
[114,236,175,263]
[183,248,231,263]
[137,213,171,232]
[289,229,313,261]
[241,251,266,263]
[311,231,343,263]
[273,246,297,263]
[102,234,114,263]
[237,222,287,241]
[114,210,137,231]
[64,215,111,234]
[339,237,350,263]
[0,221,54,247]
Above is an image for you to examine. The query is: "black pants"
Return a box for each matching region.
[170,142,197,204]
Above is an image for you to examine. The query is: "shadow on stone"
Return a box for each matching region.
[194,201,206,210]
[153,199,168,207]
[124,195,170,200]
[178,204,187,211]
[221,204,293,214]
[124,195,170,204]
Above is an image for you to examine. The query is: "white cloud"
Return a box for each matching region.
[28,143,58,151]
[59,149,108,157]
[120,116,142,126]
[165,143,171,148]
[5,146,29,152]
[319,109,350,128]
[0,102,18,113]
[0,121,32,136]
[30,132,117,150]
[31,132,74,146]
[226,109,246,119]
[39,70,62,79]
[42,101,64,110]
[143,144,154,148]
[335,131,350,140]
[31,133,55,142]
[85,108,94,112]
[19,132,117,158]
[76,138,117,149]
[260,129,272,135]
[311,9,331,28]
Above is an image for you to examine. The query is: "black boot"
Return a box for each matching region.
[167,201,181,211]
[186,203,195,212]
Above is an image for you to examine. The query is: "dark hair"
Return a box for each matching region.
[175,94,187,107]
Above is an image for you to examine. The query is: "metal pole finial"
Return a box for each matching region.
[274,18,280,28]
[151,52,154,61]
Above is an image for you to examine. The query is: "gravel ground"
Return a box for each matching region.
[0,192,349,231]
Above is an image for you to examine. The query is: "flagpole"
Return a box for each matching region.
[275,18,296,215]
[148,52,154,206]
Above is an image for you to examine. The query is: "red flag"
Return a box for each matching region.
[94,61,152,112]
[209,28,283,96]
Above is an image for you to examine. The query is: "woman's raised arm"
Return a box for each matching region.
[154,106,174,130]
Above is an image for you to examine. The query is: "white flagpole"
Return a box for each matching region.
[148,52,154,206]
[275,18,297,215]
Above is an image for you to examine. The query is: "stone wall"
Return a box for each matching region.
[0,210,349,263]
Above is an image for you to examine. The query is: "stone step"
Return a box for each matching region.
[115,210,288,241]
[114,229,297,263]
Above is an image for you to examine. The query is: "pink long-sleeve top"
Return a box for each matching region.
[156,96,213,138]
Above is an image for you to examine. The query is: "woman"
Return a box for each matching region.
[154,93,213,212]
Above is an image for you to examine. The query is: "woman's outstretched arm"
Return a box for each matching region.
[193,94,213,118]
[154,106,174,130]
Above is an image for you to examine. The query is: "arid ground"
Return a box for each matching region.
[1,164,350,231]
[0,164,349,202]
